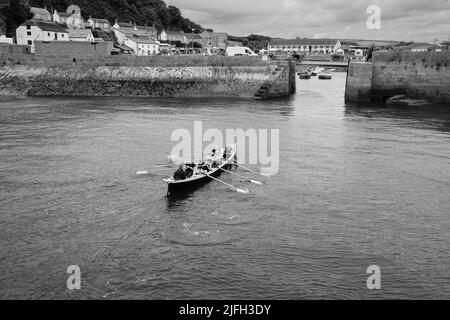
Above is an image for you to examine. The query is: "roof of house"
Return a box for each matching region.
[115,22,134,28]
[20,20,69,33]
[129,36,159,44]
[31,7,51,16]
[409,45,432,50]
[68,29,93,38]
[408,42,432,48]
[57,12,72,18]
[165,30,185,36]
[117,27,157,38]
[269,38,338,46]
[138,25,157,32]
[213,32,228,38]
[341,41,358,46]
[115,44,133,51]
[184,33,202,40]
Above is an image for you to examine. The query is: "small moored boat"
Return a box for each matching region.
[298,72,311,79]
[318,71,332,80]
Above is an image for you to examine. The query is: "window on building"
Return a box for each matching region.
[27,40,32,45]
[61,34,64,38]
[27,25,31,30]
[48,33,50,37]
[27,31,31,36]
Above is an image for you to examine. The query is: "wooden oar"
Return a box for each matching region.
[153,163,180,168]
[205,174,249,194]
[232,161,271,178]
[136,167,176,175]
[220,167,263,185]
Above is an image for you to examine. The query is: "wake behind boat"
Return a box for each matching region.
[164,144,240,196]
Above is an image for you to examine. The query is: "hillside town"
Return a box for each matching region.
[0,4,448,61]
[0,4,228,56]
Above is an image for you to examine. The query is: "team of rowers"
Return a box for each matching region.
[173,147,229,181]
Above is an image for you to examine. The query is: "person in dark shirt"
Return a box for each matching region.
[201,163,211,172]
[185,166,194,178]
[173,165,187,180]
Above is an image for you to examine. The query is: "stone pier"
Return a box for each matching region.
[345,51,450,103]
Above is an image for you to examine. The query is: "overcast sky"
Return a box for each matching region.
[167,0,450,42]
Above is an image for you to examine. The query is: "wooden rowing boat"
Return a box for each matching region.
[164,144,238,196]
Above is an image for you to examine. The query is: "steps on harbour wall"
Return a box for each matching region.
[254,62,291,100]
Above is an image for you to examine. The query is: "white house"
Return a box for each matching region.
[0,34,13,44]
[69,29,94,42]
[114,25,158,46]
[16,20,69,52]
[124,36,160,55]
[53,10,71,24]
[66,5,84,29]
[354,49,364,56]
[53,5,84,29]
[158,30,187,44]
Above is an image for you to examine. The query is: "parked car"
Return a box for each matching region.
[226,46,258,57]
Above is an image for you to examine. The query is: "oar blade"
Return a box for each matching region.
[136,171,150,175]
[236,188,250,194]
[250,179,263,185]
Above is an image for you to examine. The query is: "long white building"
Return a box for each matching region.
[16,20,69,52]
[268,38,341,54]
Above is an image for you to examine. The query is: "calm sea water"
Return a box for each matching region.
[1,73,449,299]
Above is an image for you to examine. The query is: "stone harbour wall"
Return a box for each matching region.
[345,51,450,103]
[0,64,279,98]
[0,44,294,98]
[345,62,373,102]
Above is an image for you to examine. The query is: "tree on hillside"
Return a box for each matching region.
[1,0,32,37]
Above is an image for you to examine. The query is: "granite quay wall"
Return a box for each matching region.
[345,51,450,103]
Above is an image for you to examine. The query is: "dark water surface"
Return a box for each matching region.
[1,73,449,299]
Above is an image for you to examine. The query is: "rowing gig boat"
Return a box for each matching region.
[164,144,238,196]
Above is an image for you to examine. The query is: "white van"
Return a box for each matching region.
[226,46,258,57]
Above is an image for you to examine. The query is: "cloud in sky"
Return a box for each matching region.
[167,0,450,42]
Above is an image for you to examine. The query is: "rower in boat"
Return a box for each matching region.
[173,164,187,181]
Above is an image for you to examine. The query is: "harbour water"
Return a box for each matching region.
[0,73,449,299]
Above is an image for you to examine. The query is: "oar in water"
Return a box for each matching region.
[153,163,180,168]
[220,167,263,185]
[232,161,271,178]
[205,174,249,194]
[136,167,176,175]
